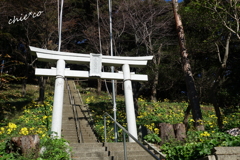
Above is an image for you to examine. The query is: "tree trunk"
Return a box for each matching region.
[39,76,46,103]
[97,79,102,94]
[158,123,175,145]
[133,81,140,115]
[183,104,191,129]
[172,0,204,131]
[150,45,162,102]
[150,70,159,102]
[158,123,186,145]
[22,64,29,97]
[210,32,231,130]
[173,123,186,141]
[7,135,40,158]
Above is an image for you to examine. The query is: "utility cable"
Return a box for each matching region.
[58,0,64,51]
[97,0,102,54]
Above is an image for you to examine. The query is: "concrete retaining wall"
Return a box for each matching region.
[197,147,240,160]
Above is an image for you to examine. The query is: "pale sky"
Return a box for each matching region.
[166,0,184,2]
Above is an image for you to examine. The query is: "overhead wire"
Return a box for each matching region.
[96,0,112,99]
[58,0,64,51]
[97,0,102,54]
[108,0,118,142]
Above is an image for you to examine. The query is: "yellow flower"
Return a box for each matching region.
[24,109,30,113]
[19,127,29,135]
[189,119,195,122]
[7,129,12,134]
[36,128,44,134]
[154,128,159,134]
[0,127,5,134]
[8,123,17,129]
[137,115,143,118]
[138,96,145,102]
[210,114,217,119]
[200,131,210,137]
[164,98,169,102]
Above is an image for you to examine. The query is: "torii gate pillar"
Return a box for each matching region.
[123,64,138,142]
[51,59,65,138]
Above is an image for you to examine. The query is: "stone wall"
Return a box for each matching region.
[198,147,240,160]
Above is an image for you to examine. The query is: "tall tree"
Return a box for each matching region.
[172,0,204,130]
[118,0,174,101]
[183,0,240,129]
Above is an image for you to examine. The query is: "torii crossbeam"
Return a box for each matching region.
[30,46,153,142]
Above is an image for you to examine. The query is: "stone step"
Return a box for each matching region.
[74,133,96,137]
[65,137,97,141]
[81,136,98,140]
[62,132,78,135]
[104,142,145,149]
[63,81,161,160]
[82,140,98,143]
[112,155,157,160]
[62,127,94,131]
[71,146,105,151]
[106,145,148,151]
[62,131,95,138]
[62,124,86,128]
[72,156,111,160]
[70,143,103,148]
[63,133,95,138]
[109,150,152,156]
[62,126,94,132]
[62,120,89,124]
[62,127,77,131]
[62,116,87,119]
[72,151,108,157]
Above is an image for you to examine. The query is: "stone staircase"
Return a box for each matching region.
[61,80,164,160]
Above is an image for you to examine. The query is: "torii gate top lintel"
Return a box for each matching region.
[30,46,153,67]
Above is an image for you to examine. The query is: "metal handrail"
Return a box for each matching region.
[103,112,160,160]
[65,79,83,143]
[73,81,94,129]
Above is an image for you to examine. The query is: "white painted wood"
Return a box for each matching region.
[122,63,138,142]
[30,46,153,61]
[36,53,149,66]
[51,59,65,138]
[90,53,102,77]
[35,68,148,81]
[30,46,153,67]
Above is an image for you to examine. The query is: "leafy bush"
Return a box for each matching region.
[0,93,72,159]
[39,135,71,160]
[161,130,240,160]
[144,133,161,144]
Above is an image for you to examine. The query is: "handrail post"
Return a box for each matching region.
[103,112,161,160]
[123,132,127,160]
[104,115,107,143]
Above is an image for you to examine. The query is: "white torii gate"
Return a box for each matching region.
[30,46,153,142]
